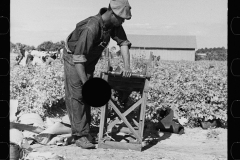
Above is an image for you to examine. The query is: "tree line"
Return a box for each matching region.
[11,41,227,61]
[195,47,227,61]
[11,40,66,53]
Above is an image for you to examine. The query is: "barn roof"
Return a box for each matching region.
[127,34,197,49]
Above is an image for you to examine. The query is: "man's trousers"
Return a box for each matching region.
[63,58,92,137]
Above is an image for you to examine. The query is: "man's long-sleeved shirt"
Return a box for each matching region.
[63,7,131,74]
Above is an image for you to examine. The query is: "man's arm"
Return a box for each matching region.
[72,28,95,84]
[110,26,132,77]
[120,45,130,68]
[120,45,132,77]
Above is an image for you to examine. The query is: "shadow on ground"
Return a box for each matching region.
[142,127,173,151]
[89,125,176,152]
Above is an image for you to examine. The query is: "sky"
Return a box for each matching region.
[11,0,227,50]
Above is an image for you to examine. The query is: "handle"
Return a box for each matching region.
[103,71,150,79]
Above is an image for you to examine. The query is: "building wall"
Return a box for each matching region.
[130,48,195,61]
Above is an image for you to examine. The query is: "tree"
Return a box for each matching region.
[54,41,65,51]
[15,43,23,49]
[195,47,227,61]
[30,46,36,50]
[37,41,54,51]
[24,45,35,51]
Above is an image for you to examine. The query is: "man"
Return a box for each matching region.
[63,0,132,149]
[16,46,25,65]
[26,50,34,66]
[46,55,54,65]
[49,52,57,60]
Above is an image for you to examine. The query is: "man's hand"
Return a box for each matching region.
[121,67,132,78]
[75,63,88,85]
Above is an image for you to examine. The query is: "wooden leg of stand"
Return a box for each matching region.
[98,104,107,142]
[105,103,108,130]
[139,92,147,139]
[138,80,149,140]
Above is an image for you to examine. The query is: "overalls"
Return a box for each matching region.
[63,14,111,138]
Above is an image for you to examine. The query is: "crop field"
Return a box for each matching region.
[10,53,227,128]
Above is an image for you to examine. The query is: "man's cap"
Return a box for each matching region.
[110,0,132,20]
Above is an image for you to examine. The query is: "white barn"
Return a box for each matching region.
[127,35,197,61]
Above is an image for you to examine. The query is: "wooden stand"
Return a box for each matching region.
[98,52,153,151]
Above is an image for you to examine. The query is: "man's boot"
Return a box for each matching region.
[75,136,96,149]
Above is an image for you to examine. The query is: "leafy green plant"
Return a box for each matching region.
[10,55,227,127]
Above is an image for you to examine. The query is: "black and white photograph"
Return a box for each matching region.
[10,0,227,159]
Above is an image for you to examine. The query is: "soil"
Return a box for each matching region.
[31,127,227,160]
